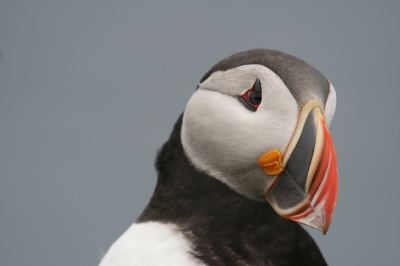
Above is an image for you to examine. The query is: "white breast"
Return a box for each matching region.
[99,222,203,266]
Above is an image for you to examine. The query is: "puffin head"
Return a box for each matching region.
[181,49,338,234]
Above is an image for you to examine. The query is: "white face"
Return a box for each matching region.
[181,64,336,201]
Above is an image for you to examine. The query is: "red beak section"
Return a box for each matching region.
[265,103,338,234]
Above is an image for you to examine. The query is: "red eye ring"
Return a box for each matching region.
[238,78,262,112]
[239,88,261,109]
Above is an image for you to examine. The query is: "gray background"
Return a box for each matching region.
[1,1,399,265]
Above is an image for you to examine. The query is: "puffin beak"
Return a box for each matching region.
[259,101,338,234]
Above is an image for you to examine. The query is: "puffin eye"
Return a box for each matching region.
[238,78,262,112]
[247,90,262,105]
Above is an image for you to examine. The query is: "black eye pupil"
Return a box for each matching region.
[248,91,262,105]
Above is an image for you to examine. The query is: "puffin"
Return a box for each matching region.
[99,49,338,266]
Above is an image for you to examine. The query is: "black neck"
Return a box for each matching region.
[137,115,326,266]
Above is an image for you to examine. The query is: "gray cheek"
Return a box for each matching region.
[221,166,276,202]
[182,110,273,201]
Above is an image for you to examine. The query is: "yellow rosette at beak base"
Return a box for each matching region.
[258,150,285,176]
